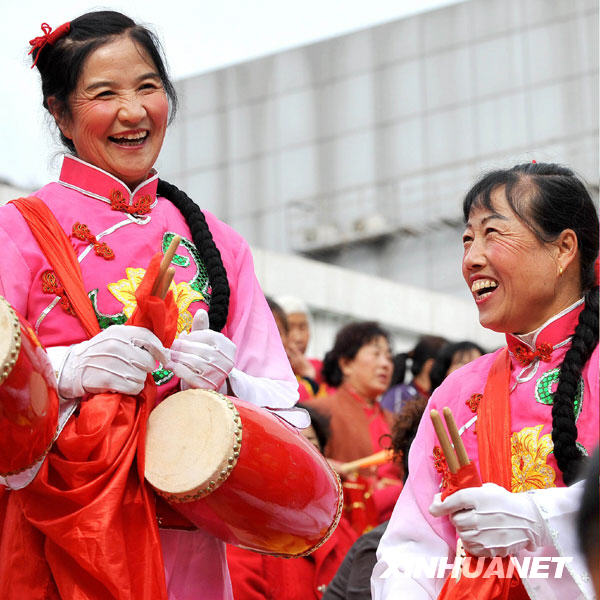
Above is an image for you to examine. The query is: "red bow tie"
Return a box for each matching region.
[513,343,553,366]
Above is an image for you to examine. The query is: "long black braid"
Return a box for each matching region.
[551,287,599,484]
[464,162,599,485]
[157,179,230,332]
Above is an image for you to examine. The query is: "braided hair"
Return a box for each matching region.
[157,180,230,331]
[30,12,231,331]
[464,162,599,484]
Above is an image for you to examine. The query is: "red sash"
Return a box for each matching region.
[0,197,175,599]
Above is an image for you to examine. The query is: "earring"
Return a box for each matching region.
[558,265,564,276]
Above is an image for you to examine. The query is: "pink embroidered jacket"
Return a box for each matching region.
[373,301,599,600]
[0,155,302,600]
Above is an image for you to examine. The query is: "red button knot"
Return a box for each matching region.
[110,189,152,215]
[72,223,114,260]
[41,270,75,315]
[514,342,553,366]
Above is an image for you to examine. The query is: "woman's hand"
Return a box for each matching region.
[429,482,547,557]
[59,325,168,398]
[166,309,235,391]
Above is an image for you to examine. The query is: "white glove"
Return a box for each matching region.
[59,325,168,398]
[429,482,548,557]
[166,309,235,391]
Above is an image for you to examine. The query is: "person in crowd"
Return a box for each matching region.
[373,162,599,599]
[577,447,599,598]
[323,396,428,599]
[310,322,403,530]
[428,340,486,393]
[0,12,309,599]
[227,402,357,600]
[380,335,447,414]
[266,296,318,402]
[276,295,325,394]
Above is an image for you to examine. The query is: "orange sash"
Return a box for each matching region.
[437,349,529,600]
[0,197,176,599]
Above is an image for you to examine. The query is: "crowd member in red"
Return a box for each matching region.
[276,295,327,396]
[227,403,357,600]
[310,322,403,531]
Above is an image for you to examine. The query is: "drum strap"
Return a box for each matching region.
[11,196,101,338]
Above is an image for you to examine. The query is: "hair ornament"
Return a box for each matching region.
[29,21,71,68]
[531,159,537,164]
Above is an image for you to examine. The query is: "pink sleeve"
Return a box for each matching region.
[223,239,295,384]
[0,218,33,316]
[372,386,462,598]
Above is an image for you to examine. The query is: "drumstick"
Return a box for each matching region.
[430,409,459,473]
[157,267,176,300]
[338,450,392,475]
[151,235,181,297]
[442,407,470,468]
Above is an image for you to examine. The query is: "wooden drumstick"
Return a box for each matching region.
[338,450,392,475]
[151,235,181,297]
[430,409,459,473]
[157,267,176,300]
[442,407,470,468]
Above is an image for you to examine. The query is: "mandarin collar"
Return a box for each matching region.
[505,298,584,355]
[58,155,159,215]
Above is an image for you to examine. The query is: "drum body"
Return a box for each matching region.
[145,389,342,556]
[0,296,59,476]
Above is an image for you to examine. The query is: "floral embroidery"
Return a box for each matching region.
[433,446,451,489]
[466,393,482,413]
[511,425,555,492]
[535,367,583,421]
[72,223,114,260]
[109,189,152,215]
[513,343,553,366]
[41,270,75,315]
[107,267,205,334]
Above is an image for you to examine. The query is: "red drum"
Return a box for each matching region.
[0,295,59,476]
[145,389,343,556]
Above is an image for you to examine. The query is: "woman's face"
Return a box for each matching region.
[341,336,393,399]
[54,35,169,189]
[447,348,482,376]
[462,187,563,334]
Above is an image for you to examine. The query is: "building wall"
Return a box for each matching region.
[157,0,598,352]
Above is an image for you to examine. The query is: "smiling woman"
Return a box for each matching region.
[49,36,169,189]
[0,10,318,600]
[373,163,599,600]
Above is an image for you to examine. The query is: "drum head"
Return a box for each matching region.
[145,389,240,501]
[0,296,20,385]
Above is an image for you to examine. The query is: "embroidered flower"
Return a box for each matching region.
[511,424,556,492]
[107,267,205,333]
[466,393,482,413]
[433,445,451,489]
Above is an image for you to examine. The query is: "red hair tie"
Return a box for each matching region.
[28,21,71,68]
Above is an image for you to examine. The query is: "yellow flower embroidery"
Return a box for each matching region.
[511,425,556,492]
[107,267,205,334]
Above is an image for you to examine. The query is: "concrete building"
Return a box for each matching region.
[157,0,598,355]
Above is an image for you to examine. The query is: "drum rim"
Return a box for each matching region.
[0,296,21,388]
[146,390,243,503]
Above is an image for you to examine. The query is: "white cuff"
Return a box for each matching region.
[520,483,595,600]
[46,345,78,404]
[225,368,309,428]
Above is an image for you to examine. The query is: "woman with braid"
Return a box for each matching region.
[0,11,305,599]
[373,163,599,599]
